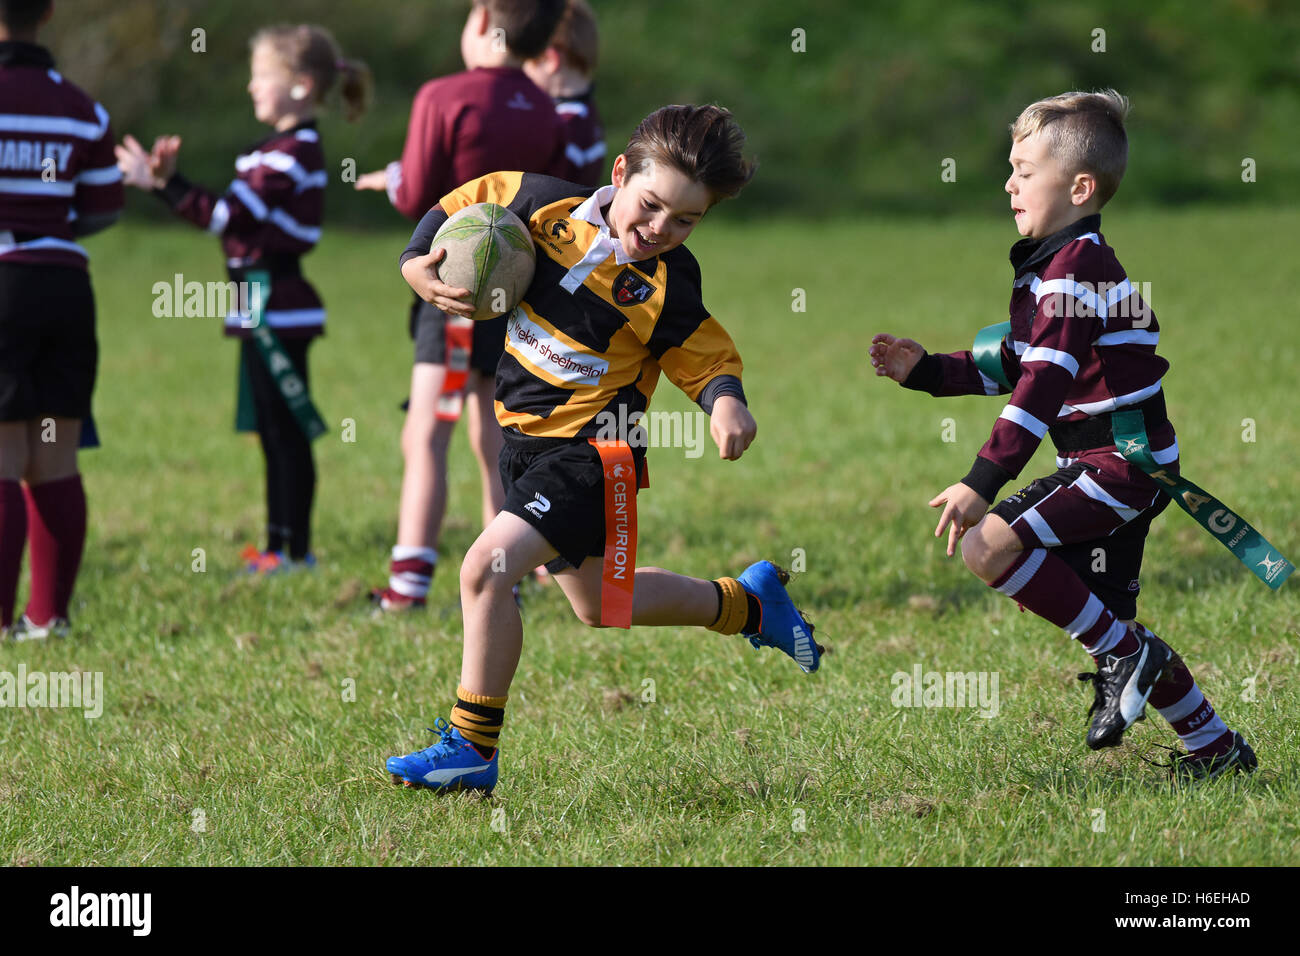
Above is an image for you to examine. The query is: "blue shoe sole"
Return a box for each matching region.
[389,772,495,794]
[737,561,823,673]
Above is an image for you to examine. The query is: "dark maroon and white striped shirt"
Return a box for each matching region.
[906,214,1175,502]
[552,88,605,188]
[0,41,123,269]
[383,66,566,221]
[157,120,325,338]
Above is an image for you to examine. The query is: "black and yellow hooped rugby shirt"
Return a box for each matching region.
[401,172,746,443]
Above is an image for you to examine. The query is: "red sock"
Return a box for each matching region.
[23,473,86,624]
[990,548,1140,660]
[0,479,27,627]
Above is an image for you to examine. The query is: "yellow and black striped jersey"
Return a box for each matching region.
[401,171,745,442]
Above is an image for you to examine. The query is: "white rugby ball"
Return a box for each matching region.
[432,203,536,320]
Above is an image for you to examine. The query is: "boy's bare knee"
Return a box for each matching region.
[400,417,431,456]
[402,415,453,461]
[960,527,994,578]
[460,545,503,598]
[962,518,1022,582]
[573,607,605,628]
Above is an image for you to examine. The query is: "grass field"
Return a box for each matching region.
[1,206,1297,866]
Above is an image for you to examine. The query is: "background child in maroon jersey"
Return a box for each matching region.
[524,0,605,188]
[116,25,370,574]
[872,90,1255,781]
[0,0,123,641]
[354,0,566,611]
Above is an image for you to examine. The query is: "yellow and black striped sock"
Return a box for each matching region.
[450,686,507,757]
[709,577,760,635]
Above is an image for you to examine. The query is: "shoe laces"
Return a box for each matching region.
[417,717,458,759]
[1077,670,1107,719]
[1135,742,1181,772]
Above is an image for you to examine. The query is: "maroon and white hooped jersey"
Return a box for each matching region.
[0,41,123,269]
[157,120,326,339]
[907,214,1176,504]
[552,88,605,188]
[383,66,566,222]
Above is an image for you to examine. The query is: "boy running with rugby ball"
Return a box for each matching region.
[385,105,824,794]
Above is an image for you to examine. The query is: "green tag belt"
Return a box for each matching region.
[235,270,327,442]
[972,321,1292,589]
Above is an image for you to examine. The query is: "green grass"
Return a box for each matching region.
[2,207,1297,865]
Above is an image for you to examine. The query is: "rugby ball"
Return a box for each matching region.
[431,203,536,320]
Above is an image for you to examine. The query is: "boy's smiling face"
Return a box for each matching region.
[1005,130,1096,240]
[606,154,712,260]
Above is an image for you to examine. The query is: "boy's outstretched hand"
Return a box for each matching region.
[929,482,989,557]
[870,333,925,383]
[354,169,390,191]
[709,395,756,460]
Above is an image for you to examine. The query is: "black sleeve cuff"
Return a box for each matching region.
[961,456,1013,504]
[901,351,943,395]
[401,206,449,266]
[697,375,746,415]
[153,172,192,208]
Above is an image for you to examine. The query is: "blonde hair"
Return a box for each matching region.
[252,24,372,122]
[1011,89,1129,206]
[551,0,599,74]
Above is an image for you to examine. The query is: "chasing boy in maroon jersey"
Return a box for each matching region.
[873,90,1256,782]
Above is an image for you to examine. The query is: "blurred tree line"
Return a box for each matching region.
[44,0,1299,224]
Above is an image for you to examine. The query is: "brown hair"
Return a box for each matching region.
[623,105,756,205]
[551,0,598,74]
[252,24,373,122]
[476,0,567,60]
[0,0,49,31]
[1011,89,1130,207]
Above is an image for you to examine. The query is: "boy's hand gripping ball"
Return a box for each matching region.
[431,203,536,320]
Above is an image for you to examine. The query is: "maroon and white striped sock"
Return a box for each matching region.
[23,473,86,625]
[990,548,1140,660]
[0,479,27,628]
[389,545,436,600]
[1139,625,1234,759]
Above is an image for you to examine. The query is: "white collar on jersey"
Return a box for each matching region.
[569,184,636,267]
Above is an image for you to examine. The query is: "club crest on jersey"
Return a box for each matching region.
[613,269,655,306]
[541,218,576,245]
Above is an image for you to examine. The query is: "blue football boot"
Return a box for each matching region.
[736,561,823,673]
[386,718,499,793]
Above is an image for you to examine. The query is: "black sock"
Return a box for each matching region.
[742,594,761,634]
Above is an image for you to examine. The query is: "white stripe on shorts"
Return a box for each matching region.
[1021,507,1061,547]
[1072,472,1140,523]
